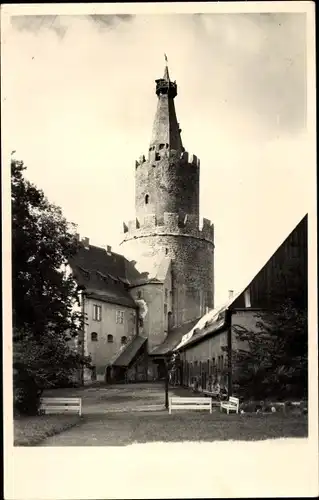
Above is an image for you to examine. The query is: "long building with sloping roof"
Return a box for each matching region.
[167,214,307,393]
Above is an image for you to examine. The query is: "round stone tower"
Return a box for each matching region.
[121,61,214,329]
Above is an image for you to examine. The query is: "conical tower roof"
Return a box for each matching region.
[150,56,183,154]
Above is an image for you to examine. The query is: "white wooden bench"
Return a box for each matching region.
[39,397,82,416]
[169,397,212,414]
[220,396,239,414]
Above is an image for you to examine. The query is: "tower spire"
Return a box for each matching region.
[150,58,183,154]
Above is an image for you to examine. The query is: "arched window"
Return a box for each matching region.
[91,332,98,342]
[121,336,127,345]
[107,334,113,343]
[145,194,149,205]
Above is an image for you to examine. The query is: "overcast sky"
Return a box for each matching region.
[4,11,313,304]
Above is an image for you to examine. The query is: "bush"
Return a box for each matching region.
[14,370,42,416]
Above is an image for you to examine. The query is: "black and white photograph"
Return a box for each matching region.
[2,2,318,499]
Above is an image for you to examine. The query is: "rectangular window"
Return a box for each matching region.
[165,288,168,300]
[116,310,124,324]
[93,304,102,321]
[244,289,251,308]
[164,303,167,315]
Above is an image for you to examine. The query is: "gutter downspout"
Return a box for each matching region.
[225,308,233,397]
[135,306,139,337]
[80,290,86,387]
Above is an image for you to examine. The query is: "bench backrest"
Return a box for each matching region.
[41,397,81,405]
[229,396,239,406]
[170,397,210,405]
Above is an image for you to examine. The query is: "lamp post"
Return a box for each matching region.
[164,356,169,410]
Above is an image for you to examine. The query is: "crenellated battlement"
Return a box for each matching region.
[135,149,200,169]
[122,212,214,244]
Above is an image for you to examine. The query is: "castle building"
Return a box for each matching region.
[69,61,215,383]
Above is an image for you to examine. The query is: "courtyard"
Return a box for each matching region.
[14,383,308,446]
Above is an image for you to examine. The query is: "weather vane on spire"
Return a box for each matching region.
[164,53,168,63]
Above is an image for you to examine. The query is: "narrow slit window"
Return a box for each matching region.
[145,194,149,205]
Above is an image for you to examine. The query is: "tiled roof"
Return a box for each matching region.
[150,318,200,356]
[69,244,139,308]
[85,289,136,308]
[175,317,227,351]
[112,336,147,367]
[174,295,240,351]
[70,244,139,282]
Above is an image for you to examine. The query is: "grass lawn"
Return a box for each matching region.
[102,412,308,445]
[40,410,308,446]
[14,414,84,446]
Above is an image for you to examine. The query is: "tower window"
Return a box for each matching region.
[159,143,165,150]
[121,336,127,345]
[145,194,149,205]
[91,332,98,342]
[165,248,168,255]
[107,334,113,343]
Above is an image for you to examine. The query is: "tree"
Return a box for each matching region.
[12,157,90,414]
[232,298,307,400]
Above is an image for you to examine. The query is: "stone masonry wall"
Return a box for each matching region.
[135,153,200,225]
[121,233,214,329]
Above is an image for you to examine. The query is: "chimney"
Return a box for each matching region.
[75,233,80,241]
[228,290,234,299]
[81,237,90,249]
[102,244,112,255]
